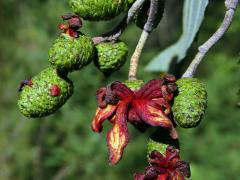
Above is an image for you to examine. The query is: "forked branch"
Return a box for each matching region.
[92,0,146,45]
[182,0,239,78]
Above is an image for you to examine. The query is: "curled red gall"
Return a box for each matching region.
[58,13,82,38]
[134,146,191,180]
[92,75,178,165]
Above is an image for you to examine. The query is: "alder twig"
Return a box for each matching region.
[128,31,150,80]
[182,0,239,78]
[128,0,159,80]
[92,0,146,45]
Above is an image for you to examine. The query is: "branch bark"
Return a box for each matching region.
[92,0,146,45]
[128,0,159,80]
[182,0,239,78]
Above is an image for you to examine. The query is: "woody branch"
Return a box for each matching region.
[182,0,239,78]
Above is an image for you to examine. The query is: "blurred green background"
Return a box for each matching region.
[0,0,239,179]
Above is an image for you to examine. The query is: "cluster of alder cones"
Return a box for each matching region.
[17,1,208,179]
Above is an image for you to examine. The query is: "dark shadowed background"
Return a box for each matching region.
[0,0,239,179]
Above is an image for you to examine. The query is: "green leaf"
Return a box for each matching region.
[145,0,209,72]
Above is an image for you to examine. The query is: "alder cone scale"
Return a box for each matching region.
[18,68,73,118]
[94,41,128,76]
[49,33,95,73]
[124,80,144,91]
[69,0,135,21]
[172,78,208,128]
[147,129,180,156]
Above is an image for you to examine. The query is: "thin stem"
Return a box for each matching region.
[182,0,239,78]
[92,0,146,45]
[128,31,150,80]
[128,0,159,80]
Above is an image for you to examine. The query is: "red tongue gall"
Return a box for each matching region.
[58,13,82,38]
[91,75,178,165]
[58,24,69,31]
[134,146,191,180]
[18,79,33,92]
[69,16,82,30]
[50,84,60,97]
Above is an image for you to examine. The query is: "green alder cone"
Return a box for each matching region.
[18,68,73,118]
[147,129,179,157]
[147,139,169,155]
[172,78,208,128]
[124,80,144,91]
[94,41,128,76]
[69,0,135,21]
[134,0,165,29]
[49,33,95,73]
